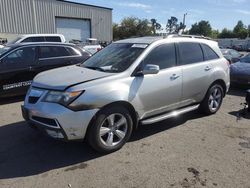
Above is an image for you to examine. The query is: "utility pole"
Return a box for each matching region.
[183,13,187,26]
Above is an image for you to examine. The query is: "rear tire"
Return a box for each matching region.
[200,84,224,115]
[87,106,133,153]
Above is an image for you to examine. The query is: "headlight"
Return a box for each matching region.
[43,90,83,106]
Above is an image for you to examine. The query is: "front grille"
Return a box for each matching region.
[29,96,40,104]
[31,116,58,127]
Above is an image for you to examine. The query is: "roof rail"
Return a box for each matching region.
[166,34,213,40]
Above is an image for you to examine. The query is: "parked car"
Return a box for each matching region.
[221,48,243,64]
[74,38,103,55]
[22,36,230,153]
[232,45,244,51]
[230,53,250,85]
[7,34,66,45]
[0,42,91,97]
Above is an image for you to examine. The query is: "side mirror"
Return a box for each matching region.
[141,64,160,75]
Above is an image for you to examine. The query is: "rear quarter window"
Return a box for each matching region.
[179,42,204,65]
[201,44,219,61]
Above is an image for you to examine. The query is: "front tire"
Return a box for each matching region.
[200,84,224,115]
[87,106,133,153]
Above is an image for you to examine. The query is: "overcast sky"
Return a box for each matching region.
[75,0,250,31]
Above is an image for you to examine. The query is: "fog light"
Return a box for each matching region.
[46,130,64,139]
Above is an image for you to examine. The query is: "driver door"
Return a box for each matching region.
[0,46,37,97]
[131,43,182,119]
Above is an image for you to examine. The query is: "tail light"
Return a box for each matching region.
[97,48,101,51]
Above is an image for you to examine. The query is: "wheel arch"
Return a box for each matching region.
[86,101,139,138]
[210,79,227,97]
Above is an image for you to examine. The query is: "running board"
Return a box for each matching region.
[141,104,200,125]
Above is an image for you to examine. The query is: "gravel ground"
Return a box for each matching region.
[0,88,250,188]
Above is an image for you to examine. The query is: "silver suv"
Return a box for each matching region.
[22,35,230,153]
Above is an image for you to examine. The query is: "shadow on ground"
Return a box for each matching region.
[0,111,203,179]
[228,108,250,120]
[0,95,25,105]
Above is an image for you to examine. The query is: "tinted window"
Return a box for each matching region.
[179,42,203,65]
[65,47,81,56]
[22,37,45,43]
[2,47,36,67]
[39,46,70,59]
[45,36,61,42]
[201,44,219,60]
[143,43,176,70]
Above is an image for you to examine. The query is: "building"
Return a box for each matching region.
[0,0,112,43]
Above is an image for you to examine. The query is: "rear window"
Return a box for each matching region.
[45,36,61,42]
[39,46,70,59]
[22,37,45,43]
[179,42,204,65]
[201,44,219,61]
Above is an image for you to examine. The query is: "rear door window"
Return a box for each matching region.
[201,44,219,61]
[22,37,45,43]
[39,46,71,59]
[179,42,204,65]
[45,36,61,42]
[143,43,176,70]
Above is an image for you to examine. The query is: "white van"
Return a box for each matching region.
[8,34,66,44]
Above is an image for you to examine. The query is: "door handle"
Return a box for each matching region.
[204,66,212,71]
[170,74,180,80]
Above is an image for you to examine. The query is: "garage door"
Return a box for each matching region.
[56,18,91,42]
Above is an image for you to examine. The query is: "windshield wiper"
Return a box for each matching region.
[84,66,105,72]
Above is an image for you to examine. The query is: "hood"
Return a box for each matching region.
[230,61,250,75]
[32,65,113,90]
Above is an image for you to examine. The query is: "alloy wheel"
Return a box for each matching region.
[99,113,128,147]
[208,87,222,112]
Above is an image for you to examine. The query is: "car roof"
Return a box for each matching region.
[5,42,76,48]
[115,36,164,44]
[114,35,217,45]
[19,34,64,37]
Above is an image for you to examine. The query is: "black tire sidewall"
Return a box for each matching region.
[87,106,133,153]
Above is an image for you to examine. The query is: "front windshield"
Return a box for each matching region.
[0,47,10,55]
[240,54,250,63]
[81,43,147,73]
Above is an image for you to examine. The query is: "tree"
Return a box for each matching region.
[248,25,250,37]
[211,30,219,39]
[113,17,153,40]
[218,28,236,38]
[233,20,248,39]
[151,19,161,35]
[166,16,178,33]
[189,20,212,37]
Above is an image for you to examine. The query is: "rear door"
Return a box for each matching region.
[0,46,37,96]
[178,42,214,106]
[132,43,182,118]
